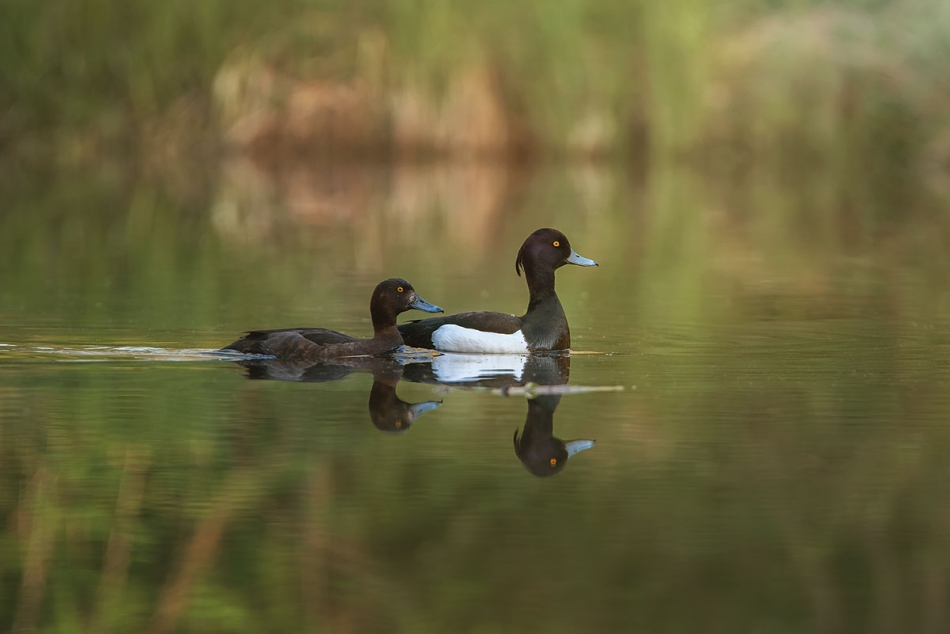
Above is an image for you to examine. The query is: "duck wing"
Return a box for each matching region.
[222,327,357,354]
[398,311,522,349]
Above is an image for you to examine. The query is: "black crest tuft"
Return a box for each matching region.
[515,241,528,277]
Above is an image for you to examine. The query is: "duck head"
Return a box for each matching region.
[515,228,598,278]
[371,278,442,332]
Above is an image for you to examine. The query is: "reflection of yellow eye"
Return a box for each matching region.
[552,241,560,247]
[549,458,557,466]
[395,420,402,428]
[397,287,404,293]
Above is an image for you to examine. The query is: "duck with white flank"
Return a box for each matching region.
[399,228,597,353]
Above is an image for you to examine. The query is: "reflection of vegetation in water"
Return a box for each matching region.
[2,161,949,341]
[2,156,950,630]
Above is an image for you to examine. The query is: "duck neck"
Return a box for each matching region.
[368,304,402,348]
[522,264,558,311]
[526,397,559,436]
[515,400,556,455]
[372,323,402,345]
[369,379,398,408]
[520,264,570,350]
[372,305,399,335]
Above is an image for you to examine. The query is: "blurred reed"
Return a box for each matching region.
[2,0,949,177]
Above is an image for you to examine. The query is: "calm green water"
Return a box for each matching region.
[3,161,950,633]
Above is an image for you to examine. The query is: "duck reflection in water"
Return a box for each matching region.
[514,392,595,477]
[239,357,441,433]
[403,354,597,476]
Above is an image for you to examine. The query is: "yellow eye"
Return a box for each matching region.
[552,241,560,247]
[394,419,402,428]
[549,458,557,466]
[397,286,404,293]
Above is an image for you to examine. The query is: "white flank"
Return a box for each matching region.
[431,325,529,354]
[432,353,528,383]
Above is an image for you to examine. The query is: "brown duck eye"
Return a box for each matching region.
[395,419,402,428]
[397,286,404,293]
[552,241,560,247]
[549,458,557,466]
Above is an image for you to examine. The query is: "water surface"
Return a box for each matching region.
[2,162,950,633]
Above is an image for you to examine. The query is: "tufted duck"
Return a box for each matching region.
[398,228,596,353]
[222,278,442,360]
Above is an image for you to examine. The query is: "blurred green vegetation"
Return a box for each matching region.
[3,0,950,171]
